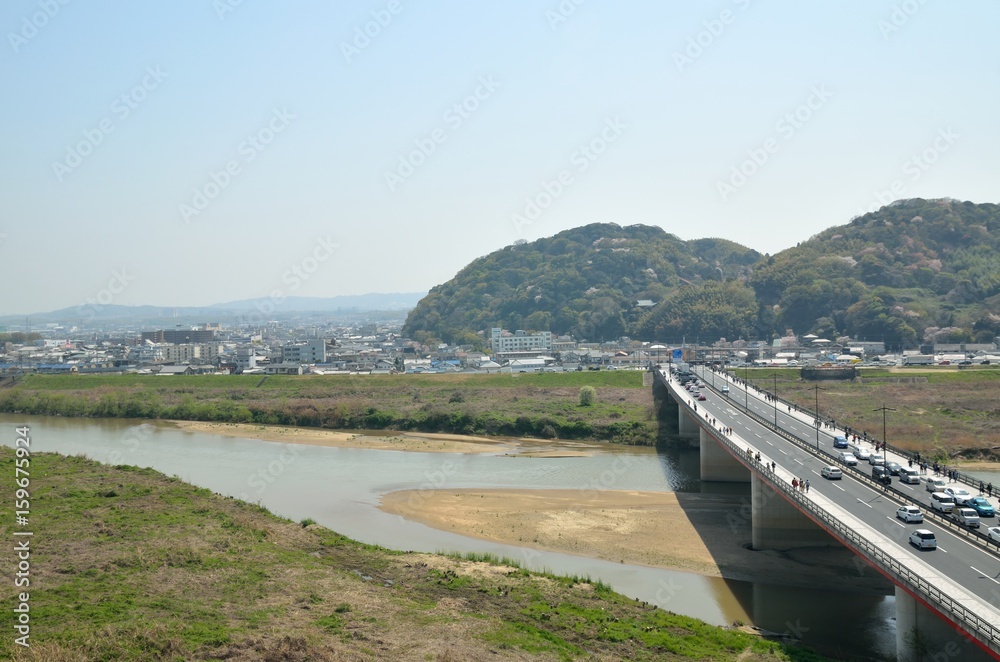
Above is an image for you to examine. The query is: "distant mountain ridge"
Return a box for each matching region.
[9,293,426,322]
[404,199,1000,349]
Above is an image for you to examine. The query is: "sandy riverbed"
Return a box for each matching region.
[381,488,888,591]
[166,420,603,455]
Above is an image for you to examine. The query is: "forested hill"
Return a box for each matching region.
[403,199,1000,348]
[402,223,762,345]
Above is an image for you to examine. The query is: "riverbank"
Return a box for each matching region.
[0,449,830,661]
[381,488,890,594]
[170,419,604,455]
[0,371,658,445]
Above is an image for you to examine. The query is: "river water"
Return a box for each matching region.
[2,413,910,660]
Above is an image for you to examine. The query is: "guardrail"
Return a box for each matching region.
[690,367,1000,553]
[658,369,1000,656]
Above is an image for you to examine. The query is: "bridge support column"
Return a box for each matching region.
[751,474,836,550]
[678,408,699,437]
[895,587,989,662]
[699,429,750,482]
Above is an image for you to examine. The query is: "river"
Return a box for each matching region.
[1,412,939,661]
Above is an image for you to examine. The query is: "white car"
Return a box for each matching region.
[821,466,843,480]
[851,446,872,461]
[838,452,858,466]
[944,487,972,505]
[987,527,1000,544]
[924,477,947,492]
[909,529,937,550]
[896,506,923,523]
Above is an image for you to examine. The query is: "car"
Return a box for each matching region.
[872,466,892,485]
[838,451,858,466]
[885,461,902,476]
[851,446,872,461]
[821,466,843,480]
[924,477,947,492]
[898,467,921,484]
[833,435,849,449]
[869,456,886,467]
[697,394,706,401]
[721,385,730,393]
[988,527,1000,543]
[944,487,972,505]
[952,507,980,528]
[967,497,995,517]
[896,506,924,523]
[909,529,937,550]
[930,492,955,513]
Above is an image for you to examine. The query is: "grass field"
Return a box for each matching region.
[0,371,657,445]
[0,449,831,661]
[739,367,1000,461]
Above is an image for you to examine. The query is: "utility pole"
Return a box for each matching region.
[873,404,896,469]
[812,385,824,449]
[770,372,779,426]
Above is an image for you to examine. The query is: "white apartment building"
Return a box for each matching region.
[490,328,552,356]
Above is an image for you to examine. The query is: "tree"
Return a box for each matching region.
[579,386,596,407]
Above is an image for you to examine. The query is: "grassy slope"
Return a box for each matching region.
[0,449,830,661]
[742,367,1000,460]
[0,372,657,445]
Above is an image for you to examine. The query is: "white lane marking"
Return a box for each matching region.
[765,440,773,446]
[857,499,873,508]
[972,567,1000,584]
[778,449,786,454]
[938,546,948,553]
[887,517,905,528]
[833,483,846,492]
[794,458,803,464]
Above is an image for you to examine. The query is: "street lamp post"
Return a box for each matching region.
[873,404,896,469]
[812,385,823,449]
[770,372,778,426]
[744,363,749,411]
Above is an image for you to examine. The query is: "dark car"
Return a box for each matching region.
[872,466,891,485]
[885,461,902,475]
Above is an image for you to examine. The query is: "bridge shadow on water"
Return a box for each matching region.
[652,380,897,662]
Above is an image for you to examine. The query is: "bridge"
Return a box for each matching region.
[654,366,1000,662]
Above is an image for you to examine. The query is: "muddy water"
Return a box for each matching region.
[0,414,894,660]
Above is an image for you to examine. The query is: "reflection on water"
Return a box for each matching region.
[1,414,893,660]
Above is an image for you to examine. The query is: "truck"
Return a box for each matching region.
[903,354,935,366]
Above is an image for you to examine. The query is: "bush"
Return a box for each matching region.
[578,386,596,407]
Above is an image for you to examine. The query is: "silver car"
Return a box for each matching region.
[838,452,858,466]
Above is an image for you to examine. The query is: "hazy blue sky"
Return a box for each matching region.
[2,1,997,315]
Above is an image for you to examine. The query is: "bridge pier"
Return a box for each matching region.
[751,474,837,550]
[895,587,990,662]
[678,407,699,437]
[699,429,750,482]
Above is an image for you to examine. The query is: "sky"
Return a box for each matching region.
[2,0,998,316]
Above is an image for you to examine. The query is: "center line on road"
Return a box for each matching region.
[778,449,786,454]
[857,499,873,508]
[938,546,948,554]
[765,440,773,446]
[971,567,1000,584]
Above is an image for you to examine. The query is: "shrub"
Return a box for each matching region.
[578,386,596,407]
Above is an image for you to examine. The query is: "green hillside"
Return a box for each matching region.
[404,199,1000,348]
